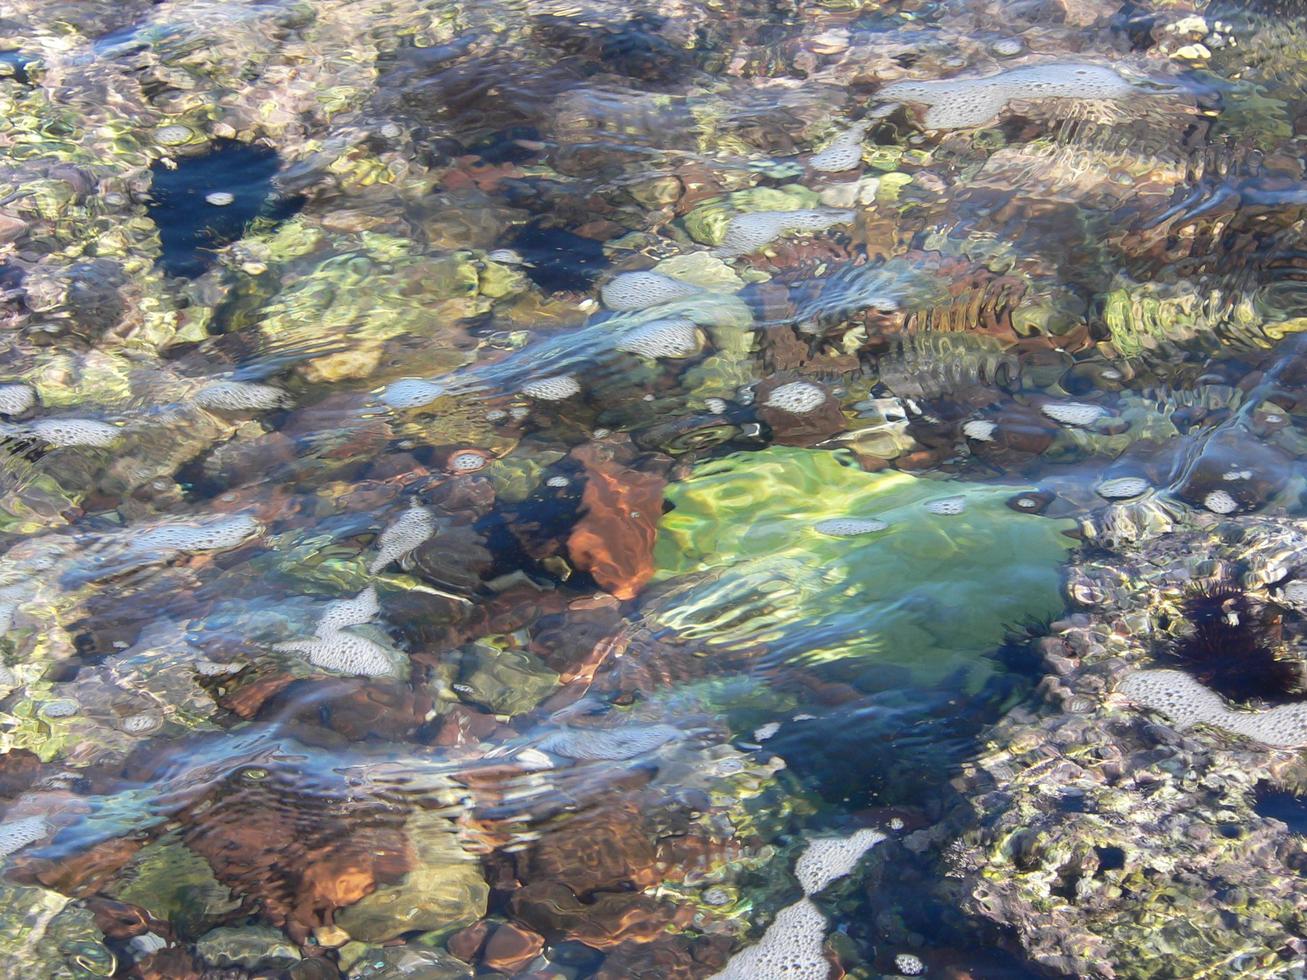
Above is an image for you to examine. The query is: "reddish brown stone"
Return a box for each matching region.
[509,882,682,949]
[26,835,142,897]
[86,896,154,939]
[483,922,545,973]
[566,445,665,600]
[525,804,657,895]
[135,947,201,980]
[447,920,492,962]
[0,748,42,799]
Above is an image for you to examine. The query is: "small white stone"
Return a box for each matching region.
[205,191,235,206]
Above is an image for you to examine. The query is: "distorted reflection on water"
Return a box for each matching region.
[2,0,1307,976]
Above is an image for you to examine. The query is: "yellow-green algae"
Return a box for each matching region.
[652,447,1072,685]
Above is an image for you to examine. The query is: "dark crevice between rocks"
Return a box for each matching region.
[1255,782,1307,834]
[148,140,303,279]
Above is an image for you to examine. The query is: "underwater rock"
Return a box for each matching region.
[335,812,487,944]
[482,922,544,973]
[566,445,666,600]
[196,924,301,970]
[956,516,1307,976]
[449,640,559,717]
[880,63,1140,129]
[348,945,473,978]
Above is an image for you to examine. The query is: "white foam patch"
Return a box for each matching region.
[0,384,34,416]
[814,518,888,536]
[602,271,703,311]
[764,381,827,414]
[795,828,888,895]
[1120,669,1307,748]
[810,122,871,172]
[1097,477,1150,500]
[29,418,119,447]
[1041,401,1106,426]
[449,450,489,473]
[521,375,581,400]
[193,380,289,411]
[381,378,446,409]
[615,318,703,359]
[710,898,830,980]
[0,816,48,859]
[1204,490,1238,514]
[714,209,854,258]
[315,586,380,637]
[278,632,401,677]
[131,514,259,554]
[881,63,1136,130]
[925,496,966,516]
[369,504,436,573]
[963,419,996,442]
[536,723,681,760]
[896,953,926,976]
[713,829,887,980]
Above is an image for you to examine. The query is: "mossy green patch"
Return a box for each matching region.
[652,447,1072,687]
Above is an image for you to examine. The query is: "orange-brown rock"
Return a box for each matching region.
[524,804,658,895]
[566,445,665,600]
[447,920,492,962]
[483,922,545,973]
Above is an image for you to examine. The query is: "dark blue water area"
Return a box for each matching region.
[148,140,302,279]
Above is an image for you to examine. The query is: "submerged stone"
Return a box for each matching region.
[149,140,301,278]
[196,924,301,970]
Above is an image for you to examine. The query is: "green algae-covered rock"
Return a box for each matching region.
[0,880,115,978]
[336,812,487,944]
[107,834,241,936]
[652,447,1072,686]
[449,641,559,718]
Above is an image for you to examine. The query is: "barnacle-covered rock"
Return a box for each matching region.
[954,515,1307,978]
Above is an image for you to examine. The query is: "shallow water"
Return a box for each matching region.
[2,0,1307,977]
